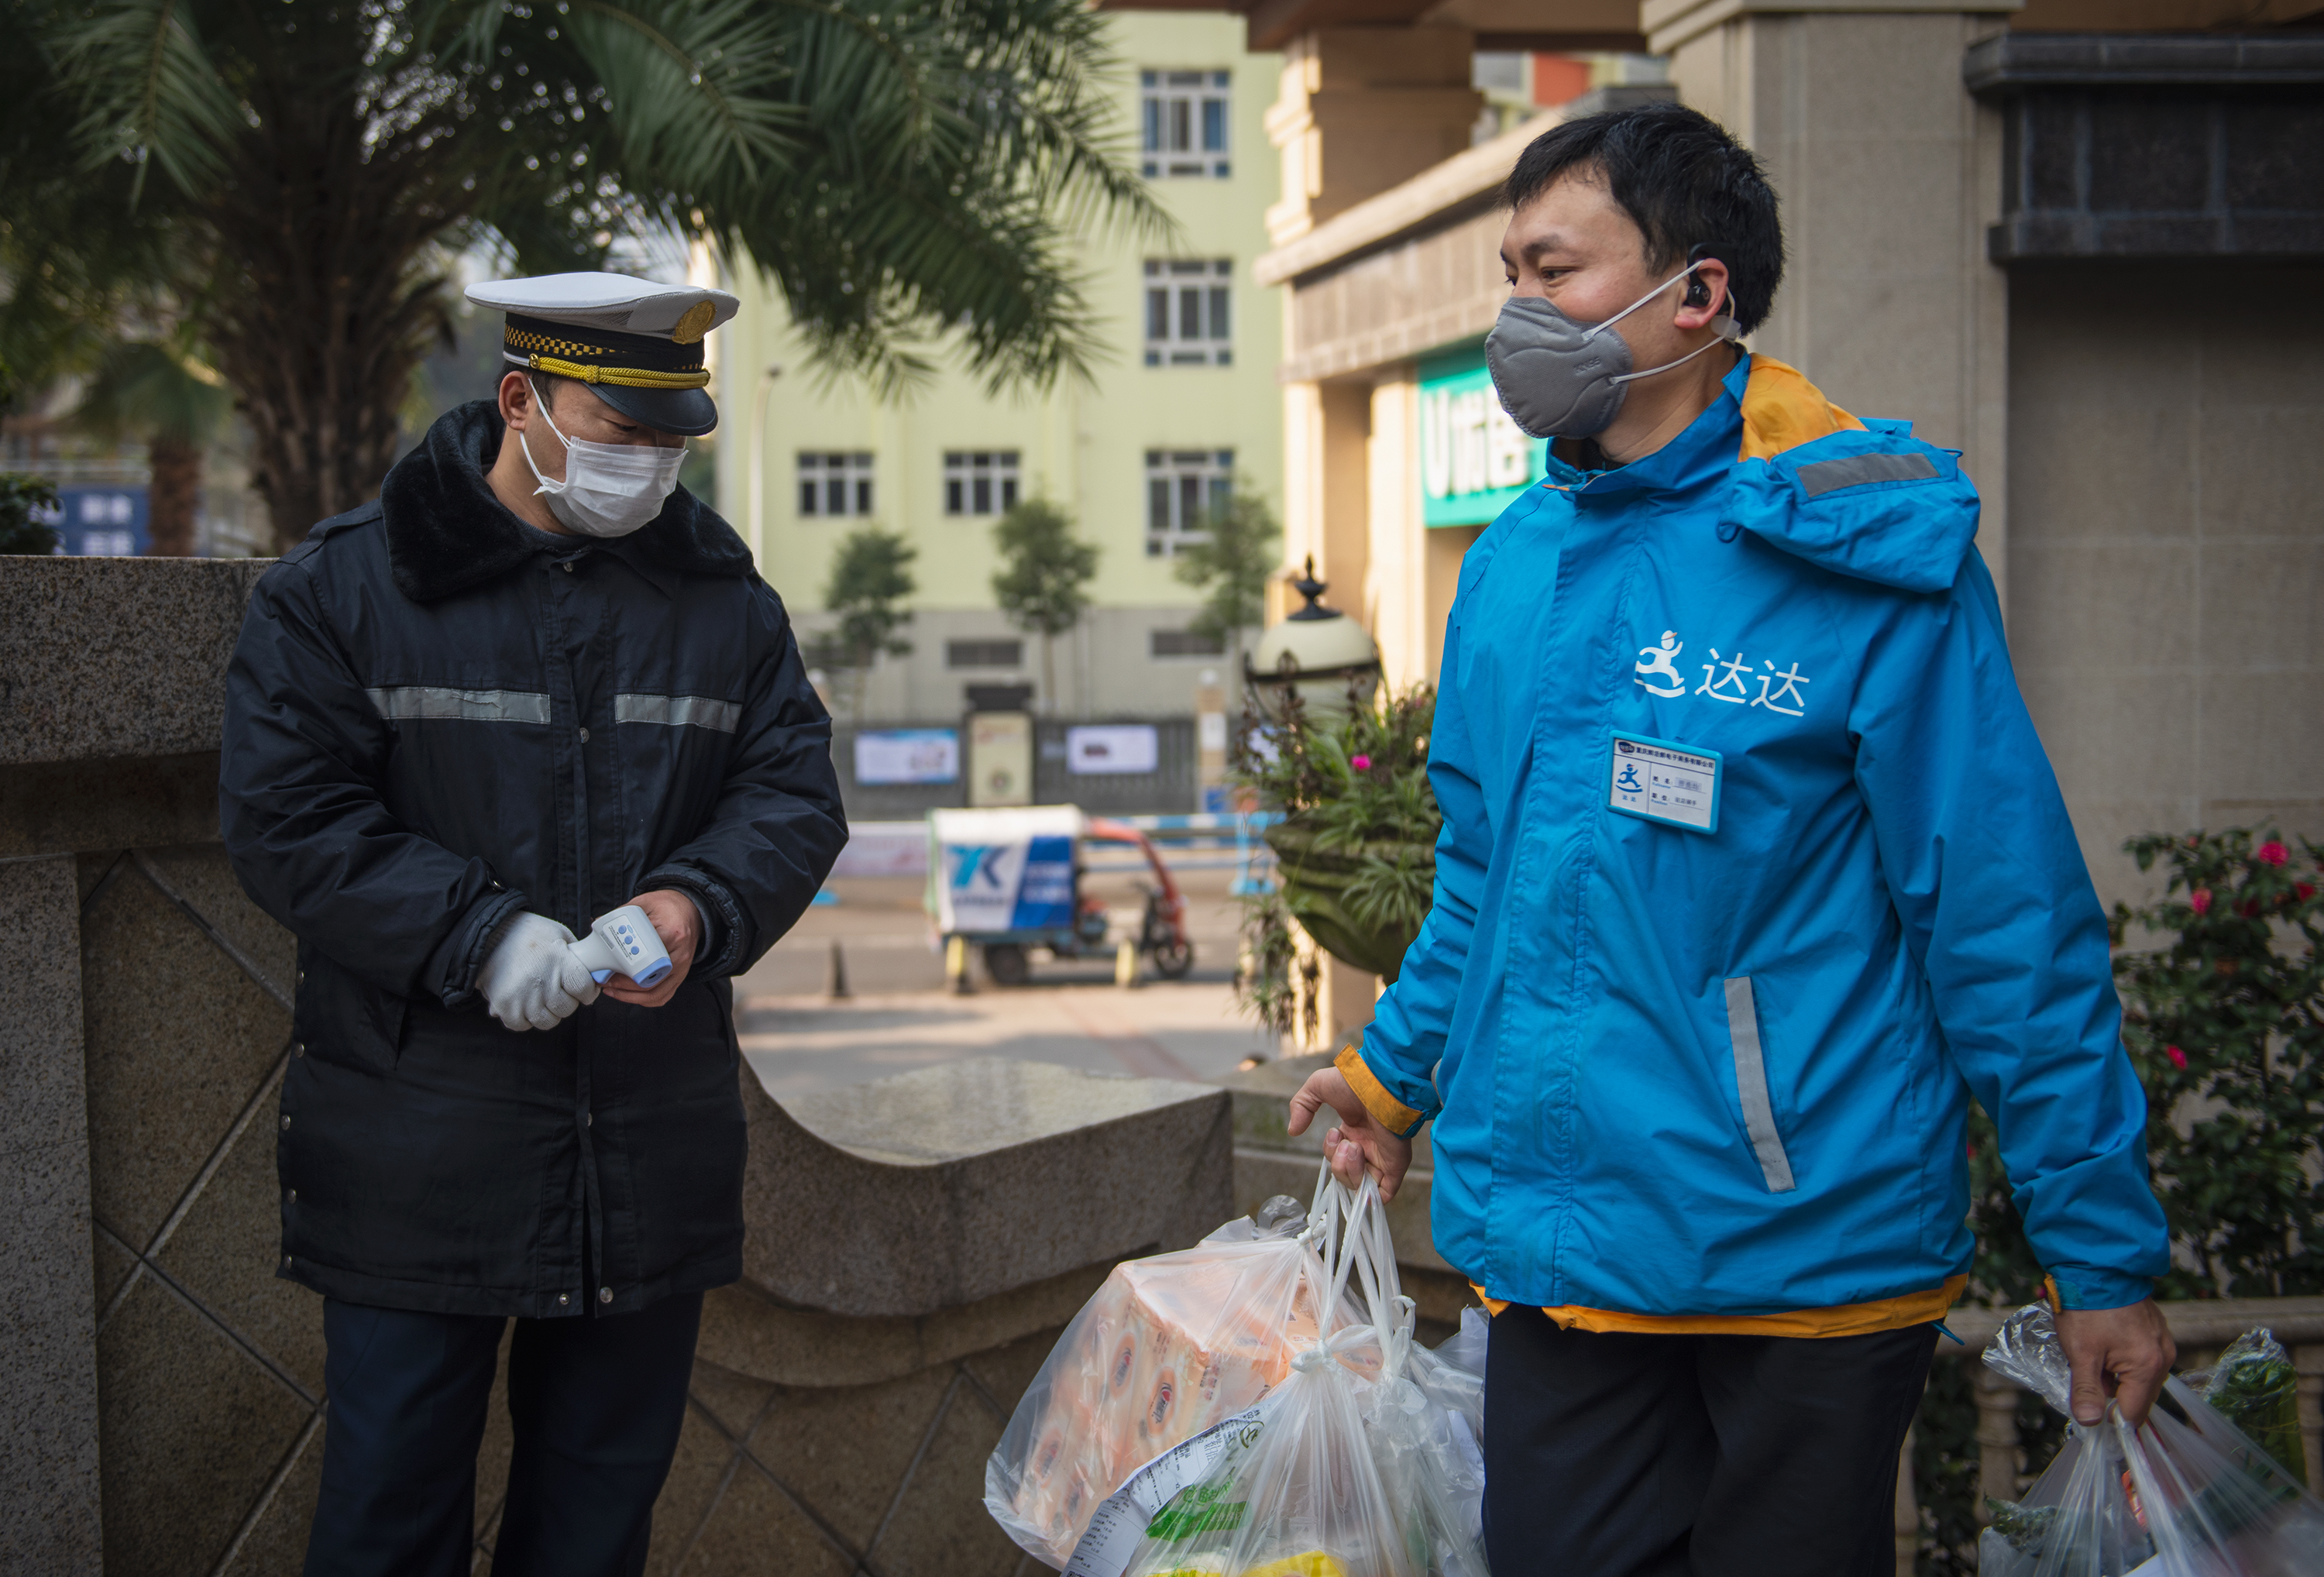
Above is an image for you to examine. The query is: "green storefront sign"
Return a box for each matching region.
[1418,345,1545,527]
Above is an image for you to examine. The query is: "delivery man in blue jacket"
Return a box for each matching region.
[1287,103,2174,1575]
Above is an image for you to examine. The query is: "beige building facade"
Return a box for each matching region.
[713,12,1287,726]
[1112,0,2324,1047]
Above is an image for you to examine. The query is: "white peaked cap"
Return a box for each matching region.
[464,273,740,342]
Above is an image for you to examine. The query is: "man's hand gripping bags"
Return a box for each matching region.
[984,1166,1489,1577]
[1978,1304,2324,1576]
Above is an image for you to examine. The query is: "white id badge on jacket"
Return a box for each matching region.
[1607,733,1721,833]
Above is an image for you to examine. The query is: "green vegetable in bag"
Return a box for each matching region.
[2202,1329,2305,1486]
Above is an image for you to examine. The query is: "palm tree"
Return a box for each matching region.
[69,339,235,555]
[11,0,1163,551]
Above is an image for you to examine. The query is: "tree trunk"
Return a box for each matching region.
[196,76,457,555]
[1040,631,1056,716]
[143,435,202,557]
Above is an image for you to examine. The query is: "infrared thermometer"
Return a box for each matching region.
[568,905,672,988]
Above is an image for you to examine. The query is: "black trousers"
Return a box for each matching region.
[1482,1306,1934,1577]
[302,1291,703,1577]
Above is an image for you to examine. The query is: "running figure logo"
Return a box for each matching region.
[1615,762,1644,793]
[1635,631,1686,697]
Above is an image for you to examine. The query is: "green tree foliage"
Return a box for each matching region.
[990,498,1098,710]
[0,473,60,553]
[1171,480,1278,671]
[822,524,916,716]
[8,0,1166,548]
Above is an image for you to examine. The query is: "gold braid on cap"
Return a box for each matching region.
[521,353,710,390]
[503,323,710,389]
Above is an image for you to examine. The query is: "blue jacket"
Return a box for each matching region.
[1342,352,2168,1328]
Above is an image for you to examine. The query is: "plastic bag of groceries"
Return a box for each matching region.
[1977,1304,2324,1576]
[986,1188,1359,1568]
[1336,1184,1489,1577]
[1078,1174,1486,1577]
[2180,1330,2307,1486]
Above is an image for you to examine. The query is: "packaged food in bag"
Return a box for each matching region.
[1976,1304,2324,1576]
[988,1194,1353,1568]
[1110,1177,1418,1577]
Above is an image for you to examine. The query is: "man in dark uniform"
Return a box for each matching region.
[221,272,847,1575]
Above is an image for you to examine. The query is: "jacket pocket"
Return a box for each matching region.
[1722,977,1796,1194]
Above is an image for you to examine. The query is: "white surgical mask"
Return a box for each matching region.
[514,381,686,538]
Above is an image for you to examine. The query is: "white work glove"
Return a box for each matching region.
[475,912,600,1032]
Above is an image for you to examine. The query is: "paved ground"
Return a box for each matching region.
[734,867,1284,1099]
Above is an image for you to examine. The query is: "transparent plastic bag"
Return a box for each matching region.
[1976,1304,2324,1576]
[2193,1331,2305,1487]
[1112,1175,1418,1577]
[987,1190,1370,1568]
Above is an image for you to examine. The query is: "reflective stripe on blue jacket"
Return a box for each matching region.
[1344,351,2168,1328]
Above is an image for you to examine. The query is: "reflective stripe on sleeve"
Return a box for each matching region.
[613,694,741,733]
[365,686,552,723]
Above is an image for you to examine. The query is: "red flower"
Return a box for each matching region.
[2166,1045,2188,1070]
[2190,888,2212,915]
[2259,840,2288,866]
[2298,883,2316,902]
[1349,754,1372,771]
[2240,898,2261,918]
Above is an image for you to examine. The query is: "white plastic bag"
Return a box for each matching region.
[986,1189,1360,1568]
[1978,1304,2324,1576]
[1109,1174,1415,1577]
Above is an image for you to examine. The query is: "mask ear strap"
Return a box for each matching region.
[515,379,569,497]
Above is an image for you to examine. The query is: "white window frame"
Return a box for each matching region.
[797,452,875,517]
[943,451,1021,517]
[1145,260,1233,367]
[1145,448,1232,558]
[1141,70,1231,180]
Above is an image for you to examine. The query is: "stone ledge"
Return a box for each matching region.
[1964,30,2324,94]
[0,558,272,768]
[0,752,225,859]
[737,1057,1232,1318]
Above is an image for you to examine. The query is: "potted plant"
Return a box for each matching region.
[1232,679,1441,996]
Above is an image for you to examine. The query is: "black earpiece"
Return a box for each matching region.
[1684,242,1720,309]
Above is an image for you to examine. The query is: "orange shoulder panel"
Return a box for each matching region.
[1736,353,1866,462]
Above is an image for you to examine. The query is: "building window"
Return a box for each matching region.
[1141,70,1230,180]
[1145,261,1232,366]
[1146,449,1232,558]
[946,638,1026,669]
[943,452,1021,516]
[1150,629,1227,658]
[798,452,874,517]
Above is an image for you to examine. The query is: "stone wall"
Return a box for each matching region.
[2006,263,2324,908]
[0,556,1236,1576]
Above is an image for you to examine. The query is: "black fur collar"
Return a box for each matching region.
[381,400,755,603]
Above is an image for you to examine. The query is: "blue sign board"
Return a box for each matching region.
[34,486,151,555]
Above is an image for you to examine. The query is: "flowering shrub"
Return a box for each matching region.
[2110,828,2324,1300]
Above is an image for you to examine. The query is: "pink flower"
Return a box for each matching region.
[2258,840,2288,867]
[2166,1045,2188,1070]
[1349,754,1372,771]
[2191,888,2212,915]
[2298,882,2315,902]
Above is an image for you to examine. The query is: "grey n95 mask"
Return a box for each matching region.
[1484,265,1741,439]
